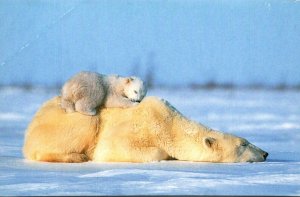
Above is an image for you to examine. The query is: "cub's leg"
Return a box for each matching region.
[61,99,75,113]
[36,153,89,163]
[104,96,137,108]
[75,98,98,116]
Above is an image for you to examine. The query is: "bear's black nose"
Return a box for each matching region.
[263,152,268,159]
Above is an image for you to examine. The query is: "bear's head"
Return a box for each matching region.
[200,133,268,162]
[123,77,147,102]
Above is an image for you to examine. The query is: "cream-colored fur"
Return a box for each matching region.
[23,96,268,163]
[61,71,147,116]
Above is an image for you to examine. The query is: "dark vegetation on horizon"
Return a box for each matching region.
[1,53,299,92]
[1,81,300,92]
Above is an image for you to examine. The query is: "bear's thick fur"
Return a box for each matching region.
[23,96,268,163]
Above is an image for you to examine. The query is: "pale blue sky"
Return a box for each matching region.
[0,0,299,86]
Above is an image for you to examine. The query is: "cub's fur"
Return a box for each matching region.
[61,71,147,115]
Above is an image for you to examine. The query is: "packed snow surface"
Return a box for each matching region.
[0,88,299,195]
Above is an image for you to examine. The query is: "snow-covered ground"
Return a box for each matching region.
[0,88,299,195]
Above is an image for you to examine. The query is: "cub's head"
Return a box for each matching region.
[200,133,268,163]
[123,77,147,102]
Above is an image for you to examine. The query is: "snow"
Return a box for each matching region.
[0,88,300,195]
[0,112,26,121]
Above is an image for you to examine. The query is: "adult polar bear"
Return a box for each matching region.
[23,96,268,163]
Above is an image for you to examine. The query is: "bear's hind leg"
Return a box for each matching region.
[75,98,97,116]
[61,99,75,113]
[36,152,89,163]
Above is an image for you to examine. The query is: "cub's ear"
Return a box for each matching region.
[203,137,216,149]
[125,78,131,84]
[125,77,134,84]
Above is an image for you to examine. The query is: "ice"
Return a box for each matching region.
[0,88,300,195]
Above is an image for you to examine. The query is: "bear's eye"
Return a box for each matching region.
[241,142,247,147]
[134,90,138,94]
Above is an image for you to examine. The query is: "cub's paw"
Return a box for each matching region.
[131,101,140,106]
[65,108,75,113]
[78,109,97,116]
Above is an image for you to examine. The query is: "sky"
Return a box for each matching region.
[0,0,299,87]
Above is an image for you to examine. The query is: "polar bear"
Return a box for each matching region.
[61,71,147,116]
[23,96,268,163]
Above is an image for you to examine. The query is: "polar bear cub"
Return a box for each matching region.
[61,71,147,116]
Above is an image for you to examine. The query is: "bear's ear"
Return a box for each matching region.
[203,137,216,149]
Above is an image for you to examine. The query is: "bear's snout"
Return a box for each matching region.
[263,152,268,160]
